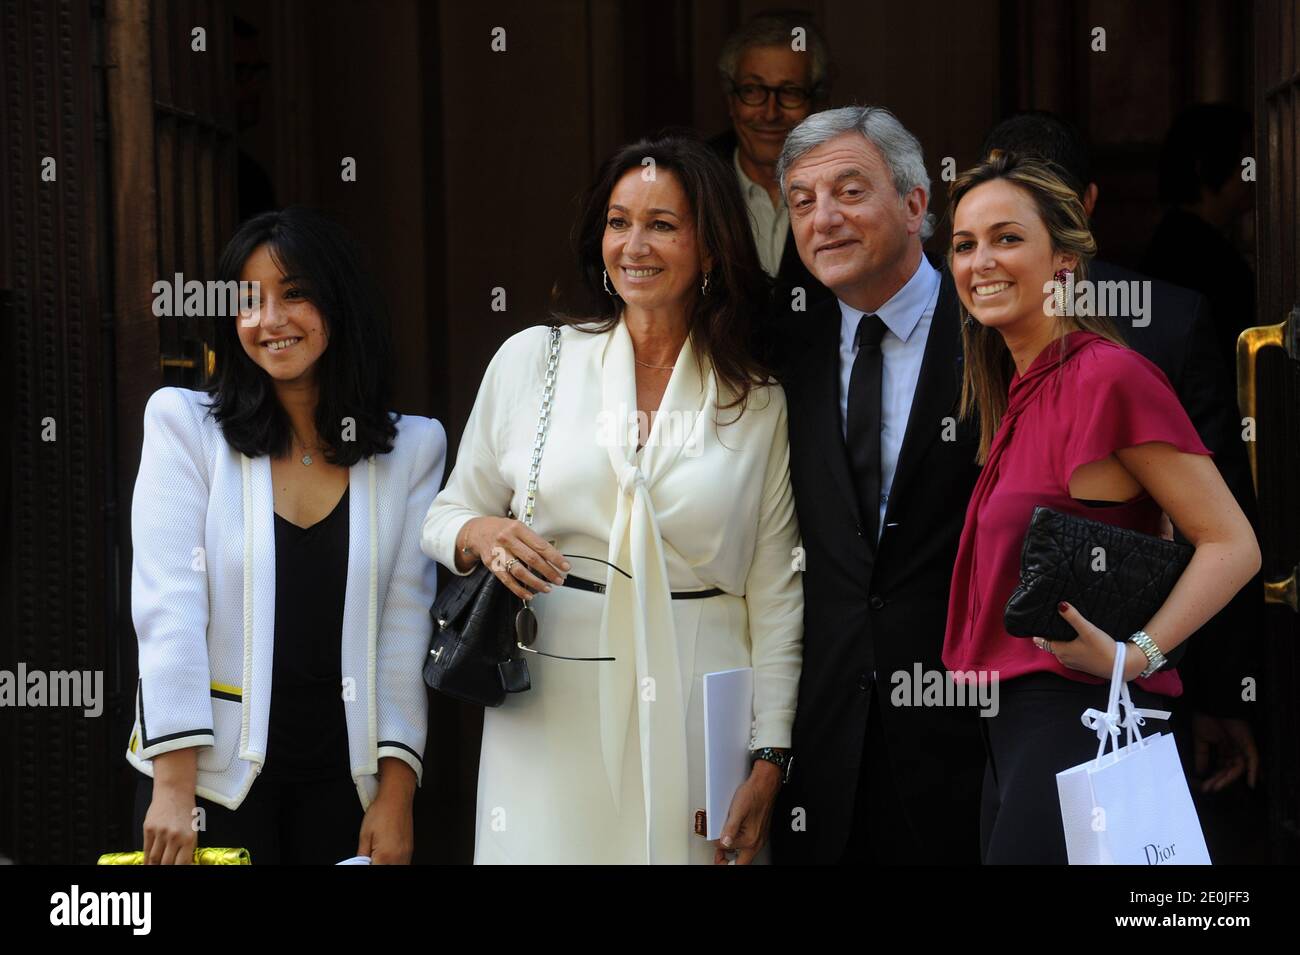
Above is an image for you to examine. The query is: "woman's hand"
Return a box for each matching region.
[143,748,199,865]
[358,758,417,864]
[1035,601,1147,681]
[713,758,782,865]
[459,516,570,600]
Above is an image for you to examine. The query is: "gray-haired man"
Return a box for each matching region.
[770,106,985,864]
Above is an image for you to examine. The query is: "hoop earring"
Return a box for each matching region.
[700,270,712,295]
[603,269,618,297]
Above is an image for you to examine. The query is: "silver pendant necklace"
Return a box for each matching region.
[293,431,320,466]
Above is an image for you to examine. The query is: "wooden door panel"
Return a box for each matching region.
[1247,0,1300,863]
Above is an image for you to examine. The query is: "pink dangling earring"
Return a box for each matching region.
[1053,268,1073,316]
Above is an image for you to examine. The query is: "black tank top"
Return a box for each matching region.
[265,484,352,781]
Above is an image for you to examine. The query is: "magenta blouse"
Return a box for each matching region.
[942,331,1212,695]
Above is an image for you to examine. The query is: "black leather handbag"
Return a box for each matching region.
[1004,506,1192,665]
[424,563,531,706]
[423,326,561,707]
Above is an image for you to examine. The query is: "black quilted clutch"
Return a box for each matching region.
[1004,507,1192,663]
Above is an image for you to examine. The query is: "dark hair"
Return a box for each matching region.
[1157,103,1252,204]
[558,130,771,418]
[205,207,398,465]
[980,111,1092,199]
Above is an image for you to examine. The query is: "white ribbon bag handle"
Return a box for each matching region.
[1080,643,1172,765]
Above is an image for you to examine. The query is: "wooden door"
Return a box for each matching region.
[0,0,111,865]
[1240,0,1300,864]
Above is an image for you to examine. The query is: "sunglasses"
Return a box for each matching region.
[514,553,628,662]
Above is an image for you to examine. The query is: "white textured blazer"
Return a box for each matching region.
[125,387,446,810]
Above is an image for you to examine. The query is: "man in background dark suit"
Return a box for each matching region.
[707,10,834,364]
[1143,103,1256,374]
[769,106,985,864]
[982,113,1264,827]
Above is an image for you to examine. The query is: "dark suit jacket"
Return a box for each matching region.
[707,129,835,370]
[1090,260,1262,719]
[1141,209,1256,373]
[771,266,986,864]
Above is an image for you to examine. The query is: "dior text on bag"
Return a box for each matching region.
[424,326,561,707]
[1004,506,1192,667]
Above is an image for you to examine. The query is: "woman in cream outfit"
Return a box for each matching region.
[422,135,802,864]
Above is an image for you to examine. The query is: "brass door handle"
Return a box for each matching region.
[1264,572,1298,613]
[1236,306,1299,612]
[159,341,217,380]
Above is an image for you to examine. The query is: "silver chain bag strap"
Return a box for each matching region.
[424,326,562,706]
[521,324,561,527]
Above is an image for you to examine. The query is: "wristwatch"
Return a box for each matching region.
[751,747,793,785]
[1128,630,1167,679]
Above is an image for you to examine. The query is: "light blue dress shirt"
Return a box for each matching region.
[838,254,942,540]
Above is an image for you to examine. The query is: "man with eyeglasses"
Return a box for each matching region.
[710,11,835,374]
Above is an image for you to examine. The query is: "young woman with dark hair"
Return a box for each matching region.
[127,207,445,864]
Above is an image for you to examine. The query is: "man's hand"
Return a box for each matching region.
[1193,713,1259,792]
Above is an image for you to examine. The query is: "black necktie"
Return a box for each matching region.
[846,313,887,543]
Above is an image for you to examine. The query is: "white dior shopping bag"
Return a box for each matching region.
[1056,643,1211,865]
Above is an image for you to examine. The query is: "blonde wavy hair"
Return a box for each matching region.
[948,150,1121,464]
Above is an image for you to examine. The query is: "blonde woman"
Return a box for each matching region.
[940,152,1260,864]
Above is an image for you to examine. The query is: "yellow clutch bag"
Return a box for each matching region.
[97,848,251,865]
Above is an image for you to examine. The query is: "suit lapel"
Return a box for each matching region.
[796,298,863,529]
[883,268,963,527]
[779,228,801,282]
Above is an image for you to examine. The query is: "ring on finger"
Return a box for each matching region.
[503,557,518,572]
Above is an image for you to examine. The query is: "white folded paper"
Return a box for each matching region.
[703,666,754,841]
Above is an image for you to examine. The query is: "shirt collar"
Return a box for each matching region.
[837,254,940,348]
[733,147,769,203]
